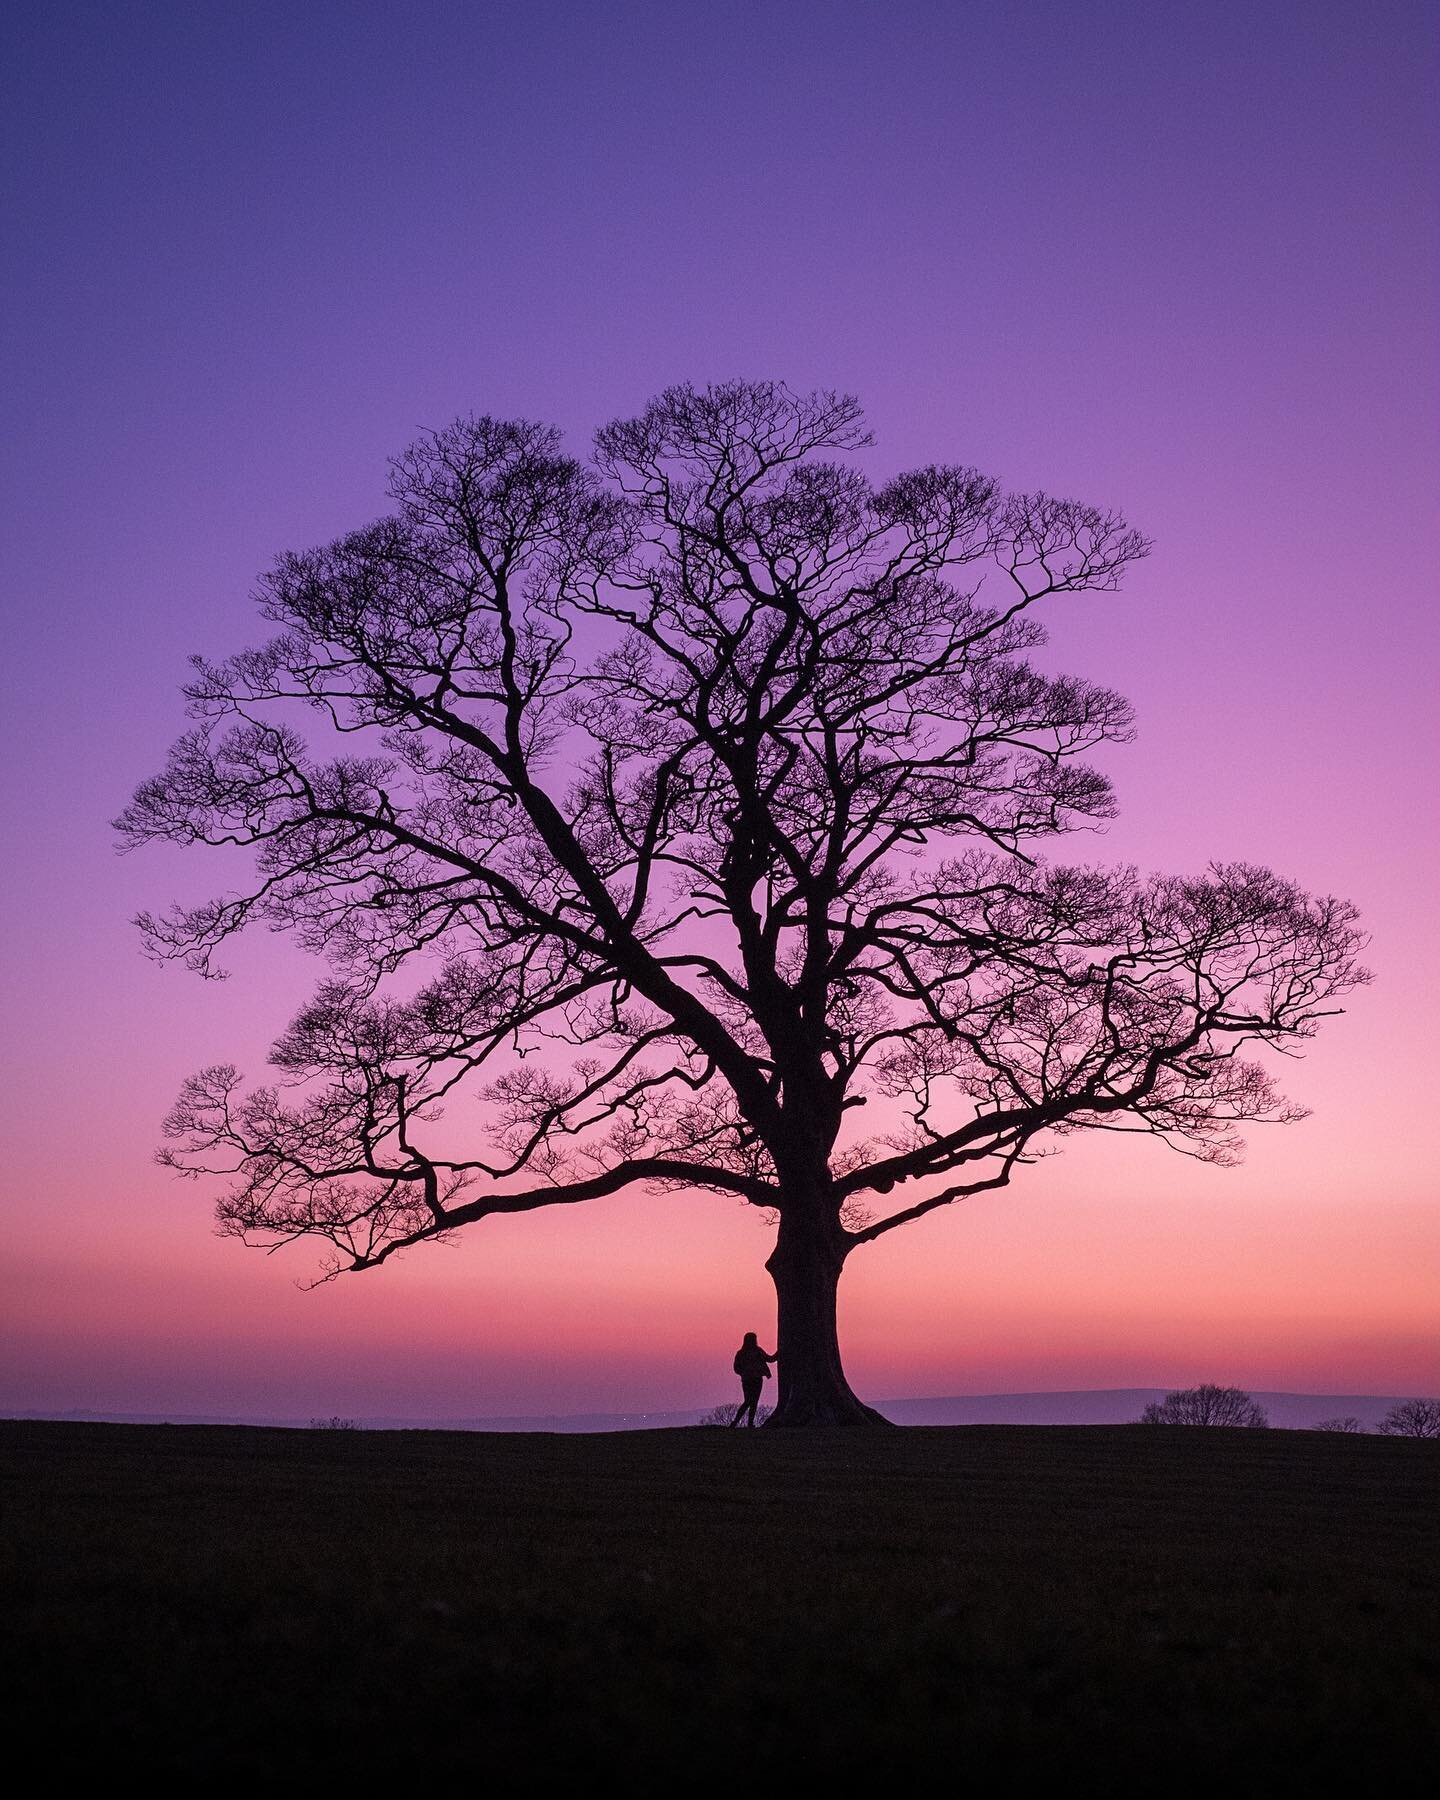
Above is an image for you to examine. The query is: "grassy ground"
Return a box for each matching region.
[1,1419,1435,1790]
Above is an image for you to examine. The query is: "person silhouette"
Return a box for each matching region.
[730,1331,777,1427]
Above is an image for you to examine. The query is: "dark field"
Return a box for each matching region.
[2,1421,1436,1790]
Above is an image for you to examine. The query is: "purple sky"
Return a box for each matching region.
[2,1,1436,1419]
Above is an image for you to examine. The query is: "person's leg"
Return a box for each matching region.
[731,1399,746,1426]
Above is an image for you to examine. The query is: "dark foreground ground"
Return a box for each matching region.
[1,1421,1436,1791]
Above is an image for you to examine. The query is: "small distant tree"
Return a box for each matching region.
[1376,1398,1440,1439]
[1141,1384,1268,1427]
[118,381,1369,1427]
[1314,1415,1363,1433]
[699,1401,773,1427]
[309,1415,359,1431]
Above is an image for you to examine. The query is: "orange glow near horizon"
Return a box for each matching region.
[7,834,1435,1418]
[5,1085,1436,1417]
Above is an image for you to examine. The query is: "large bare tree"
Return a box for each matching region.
[118,382,1367,1425]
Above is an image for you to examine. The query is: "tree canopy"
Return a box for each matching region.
[118,381,1367,1423]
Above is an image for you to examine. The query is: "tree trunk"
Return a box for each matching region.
[763,1207,891,1428]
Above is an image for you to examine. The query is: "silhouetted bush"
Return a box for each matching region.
[1315,1416,1364,1433]
[698,1402,773,1427]
[1376,1398,1440,1438]
[1140,1384,1268,1427]
[309,1416,359,1431]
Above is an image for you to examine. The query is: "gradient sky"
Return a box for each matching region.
[2,0,1436,1419]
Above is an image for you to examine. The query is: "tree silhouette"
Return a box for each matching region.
[1140,1385,1269,1427]
[118,382,1368,1426]
[1376,1399,1440,1438]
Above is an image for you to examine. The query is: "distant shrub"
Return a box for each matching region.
[1314,1416,1364,1433]
[309,1415,360,1431]
[698,1402,773,1427]
[1376,1398,1440,1439]
[1140,1384,1268,1428]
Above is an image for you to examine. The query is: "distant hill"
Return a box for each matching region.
[6,1389,1418,1433]
[876,1390,1411,1431]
